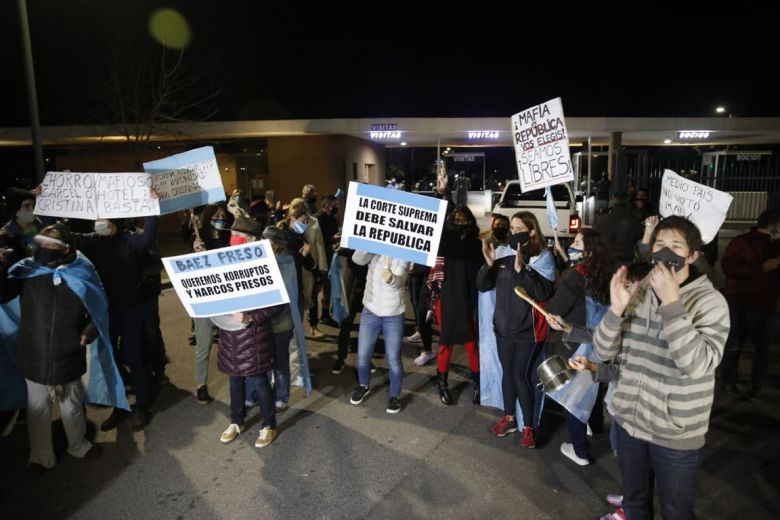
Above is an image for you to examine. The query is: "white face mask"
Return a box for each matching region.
[16,209,35,225]
[94,221,113,236]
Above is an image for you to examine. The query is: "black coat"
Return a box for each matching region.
[217,305,286,377]
[438,229,483,345]
[594,205,643,265]
[9,273,97,385]
[477,254,555,339]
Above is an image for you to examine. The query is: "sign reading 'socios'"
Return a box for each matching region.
[340,182,448,267]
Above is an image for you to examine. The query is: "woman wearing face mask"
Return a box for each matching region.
[544,228,614,465]
[428,205,484,405]
[1,188,42,259]
[277,205,316,313]
[477,211,556,449]
[2,224,129,472]
[188,204,233,404]
[487,214,510,248]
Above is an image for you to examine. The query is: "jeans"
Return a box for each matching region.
[720,304,775,389]
[272,329,293,404]
[229,373,276,429]
[357,308,404,398]
[616,422,701,520]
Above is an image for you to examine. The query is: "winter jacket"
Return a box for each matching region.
[593,269,729,450]
[217,305,286,377]
[437,228,483,344]
[722,228,780,310]
[352,251,409,317]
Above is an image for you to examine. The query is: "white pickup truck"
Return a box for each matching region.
[491,181,582,241]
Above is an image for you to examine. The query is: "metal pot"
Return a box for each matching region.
[536,355,576,393]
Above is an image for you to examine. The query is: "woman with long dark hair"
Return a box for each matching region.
[545,228,614,465]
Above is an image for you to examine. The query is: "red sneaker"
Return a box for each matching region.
[490,415,518,437]
[520,426,536,448]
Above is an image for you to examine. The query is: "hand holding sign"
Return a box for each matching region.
[658,170,733,244]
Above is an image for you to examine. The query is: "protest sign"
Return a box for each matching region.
[511,97,574,192]
[659,169,733,244]
[144,146,225,214]
[162,240,290,318]
[339,182,448,266]
[33,147,226,220]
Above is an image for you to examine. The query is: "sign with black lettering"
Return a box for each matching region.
[162,240,290,318]
[339,181,448,267]
[511,97,574,192]
[659,169,733,244]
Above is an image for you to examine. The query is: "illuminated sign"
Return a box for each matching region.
[371,124,398,131]
[370,131,402,139]
[678,131,710,139]
[467,131,500,139]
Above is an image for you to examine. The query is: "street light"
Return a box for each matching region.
[715,106,726,114]
[664,138,672,144]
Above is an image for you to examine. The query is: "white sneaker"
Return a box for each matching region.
[405,331,422,343]
[220,423,246,444]
[309,327,325,339]
[255,427,277,448]
[414,351,437,366]
[560,442,590,466]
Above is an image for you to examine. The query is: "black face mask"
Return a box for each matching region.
[34,247,67,266]
[492,227,508,241]
[508,231,530,250]
[651,247,686,270]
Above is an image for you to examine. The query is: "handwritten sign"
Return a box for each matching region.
[511,97,574,192]
[144,146,225,214]
[659,169,733,244]
[162,240,290,318]
[339,182,448,267]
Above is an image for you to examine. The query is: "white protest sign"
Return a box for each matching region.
[144,146,225,214]
[659,169,733,244]
[162,240,290,318]
[339,181,448,267]
[511,97,574,192]
[34,171,101,220]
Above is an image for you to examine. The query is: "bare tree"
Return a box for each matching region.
[88,47,221,168]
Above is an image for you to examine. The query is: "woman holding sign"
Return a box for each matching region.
[349,252,410,414]
[477,212,555,449]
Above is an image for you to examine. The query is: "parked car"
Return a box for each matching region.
[491,181,582,243]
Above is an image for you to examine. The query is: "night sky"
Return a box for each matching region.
[2,2,778,127]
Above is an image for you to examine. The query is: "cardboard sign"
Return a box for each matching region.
[34,147,225,220]
[144,146,225,214]
[162,240,290,318]
[339,182,448,267]
[511,97,574,192]
[659,169,733,244]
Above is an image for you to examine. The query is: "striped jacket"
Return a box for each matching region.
[593,272,730,450]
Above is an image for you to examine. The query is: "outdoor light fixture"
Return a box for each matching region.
[400,142,407,146]
[716,106,726,114]
[678,131,710,139]
[664,138,672,144]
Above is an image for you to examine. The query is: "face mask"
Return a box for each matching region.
[292,221,308,235]
[34,247,66,266]
[16,209,35,225]
[229,235,247,246]
[508,231,530,250]
[94,221,113,236]
[211,219,228,231]
[492,227,508,241]
[651,247,686,270]
[454,223,469,235]
[567,247,584,265]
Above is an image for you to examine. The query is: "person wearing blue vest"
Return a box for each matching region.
[2,223,128,473]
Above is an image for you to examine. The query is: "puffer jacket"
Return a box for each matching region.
[217,305,286,377]
[3,273,97,385]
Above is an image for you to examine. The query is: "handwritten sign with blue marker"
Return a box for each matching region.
[144,146,226,214]
[339,181,448,267]
[162,240,290,318]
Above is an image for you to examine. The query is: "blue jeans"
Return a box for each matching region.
[271,329,292,404]
[229,373,276,429]
[357,308,404,398]
[616,422,701,520]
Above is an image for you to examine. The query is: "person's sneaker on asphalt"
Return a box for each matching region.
[405,331,422,343]
[350,385,370,405]
[220,423,246,444]
[255,427,277,448]
[196,385,213,404]
[309,327,325,339]
[599,508,626,520]
[414,351,437,366]
[560,442,590,466]
[490,415,518,437]
[332,358,345,374]
[386,397,401,414]
[370,363,377,374]
[520,426,536,448]
[130,406,151,431]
